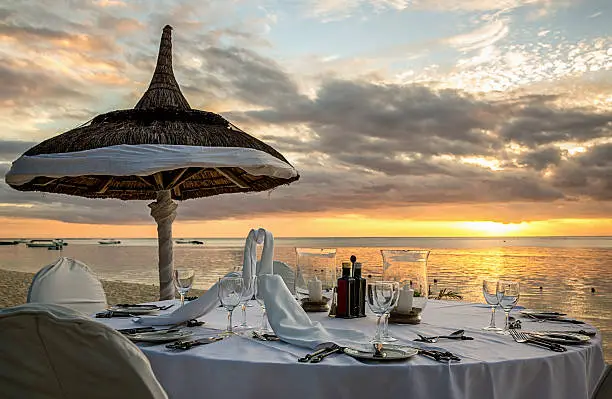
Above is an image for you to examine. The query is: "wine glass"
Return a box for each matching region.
[173,269,195,307]
[236,276,255,330]
[482,279,502,331]
[497,280,520,335]
[382,284,401,342]
[366,281,399,344]
[253,275,272,333]
[218,276,244,336]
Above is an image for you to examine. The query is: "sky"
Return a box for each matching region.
[0,0,611,238]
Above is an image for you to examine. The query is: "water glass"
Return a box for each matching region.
[236,277,255,329]
[218,276,244,336]
[482,279,502,331]
[366,281,399,344]
[497,280,520,335]
[173,269,195,307]
[254,275,272,333]
[382,285,401,342]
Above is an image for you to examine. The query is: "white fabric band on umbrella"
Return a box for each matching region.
[5,144,298,185]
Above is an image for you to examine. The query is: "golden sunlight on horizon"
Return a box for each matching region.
[1,216,610,239]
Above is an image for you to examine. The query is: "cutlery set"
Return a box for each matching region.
[298,344,344,363]
[117,319,205,335]
[252,331,280,341]
[414,329,474,343]
[166,336,224,350]
[297,343,462,363]
[96,304,174,318]
[509,330,567,352]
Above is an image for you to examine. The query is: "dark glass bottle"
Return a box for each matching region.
[336,262,354,318]
[353,262,366,317]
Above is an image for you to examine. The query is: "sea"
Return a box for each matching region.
[1,236,610,360]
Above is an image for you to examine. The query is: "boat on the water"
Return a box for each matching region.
[27,240,66,248]
[175,239,204,245]
[0,241,19,246]
[98,239,121,245]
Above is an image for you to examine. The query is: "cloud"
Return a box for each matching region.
[499,105,612,146]
[446,19,509,52]
[0,0,610,227]
[411,0,561,12]
[551,143,612,201]
[0,61,90,107]
[0,140,38,162]
[518,146,565,170]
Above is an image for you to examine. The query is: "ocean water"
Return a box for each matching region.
[1,236,610,360]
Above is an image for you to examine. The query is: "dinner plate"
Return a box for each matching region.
[127,330,193,343]
[527,332,590,345]
[108,305,159,315]
[520,309,567,319]
[343,346,419,361]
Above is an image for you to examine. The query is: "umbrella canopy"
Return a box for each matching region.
[6,25,299,299]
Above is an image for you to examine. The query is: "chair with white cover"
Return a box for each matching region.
[273,260,296,294]
[256,260,296,293]
[0,303,167,399]
[592,364,611,399]
[27,257,108,315]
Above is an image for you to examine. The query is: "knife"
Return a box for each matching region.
[547,317,585,324]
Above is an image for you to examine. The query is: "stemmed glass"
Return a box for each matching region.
[482,279,502,331]
[218,276,244,336]
[173,269,195,307]
[382,286,401,342]
[236,277,255,329]
[497,280,520,335]
[366,281,399,343]
[254,275,272,333]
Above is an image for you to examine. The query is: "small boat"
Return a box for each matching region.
[175,239,204,245]
[0,241,19,246]
[27,240,66,248]
[98,239,121,245]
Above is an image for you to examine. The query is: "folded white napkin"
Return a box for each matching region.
[259,274,368,349]
[255,229,274,275]
[135,228,273,326]
[244,228,274,280]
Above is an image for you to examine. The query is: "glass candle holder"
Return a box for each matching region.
[381,250,430,324]
[295,248,337,312]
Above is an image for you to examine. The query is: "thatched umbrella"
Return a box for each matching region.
[5,25,299,300]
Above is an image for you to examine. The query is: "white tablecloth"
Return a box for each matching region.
[96,300,606,399]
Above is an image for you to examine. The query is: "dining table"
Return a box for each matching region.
[95,299,606,399]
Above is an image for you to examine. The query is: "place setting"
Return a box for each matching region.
[480,279,595,352]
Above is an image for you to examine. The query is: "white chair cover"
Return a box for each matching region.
[0,304,167,399]
[27,257,107,315]
[273,260,296,294]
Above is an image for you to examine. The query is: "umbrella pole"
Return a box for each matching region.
[149,190,178,300]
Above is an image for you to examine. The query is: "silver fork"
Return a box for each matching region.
[510,330,566,352]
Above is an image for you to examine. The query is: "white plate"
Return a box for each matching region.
[343,346,419,361]
[108,305,159,315]
[127,330,193,343]
[527,332,590,345]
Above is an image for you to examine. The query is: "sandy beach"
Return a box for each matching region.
[0,269,204,308]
